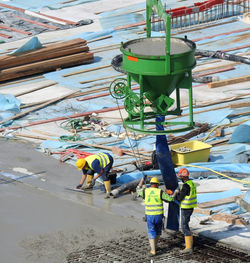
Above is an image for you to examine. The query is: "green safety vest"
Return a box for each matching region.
[180,180,197,209]
[85,153,110,170]
[144,188,163,216]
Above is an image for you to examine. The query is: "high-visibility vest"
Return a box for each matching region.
[85,153,110,170]
[180,180,197,209]
[144,188,163,215]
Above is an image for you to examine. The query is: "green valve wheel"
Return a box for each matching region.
[109,78,127,99]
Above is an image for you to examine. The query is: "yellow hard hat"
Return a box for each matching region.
[150,177,159,184]
[76,159,86,170]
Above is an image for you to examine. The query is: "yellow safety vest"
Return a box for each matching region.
[180,180,197,209]
[85,153,110,170]
[144,188,163,216]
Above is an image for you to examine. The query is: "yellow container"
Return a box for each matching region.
[170,140,212,166]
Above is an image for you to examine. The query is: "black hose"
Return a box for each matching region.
[195,49,250,65]
[111,54,126,73]
[192,75,219,83]
[111,178,141,198]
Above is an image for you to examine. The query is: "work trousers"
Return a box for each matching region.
[181,208,193,236]
[146,214,164,239]
[101,155,113,181]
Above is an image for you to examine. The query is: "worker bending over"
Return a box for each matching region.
[76,152,113,198]
[174,168,197,253]
[137,177,175,256]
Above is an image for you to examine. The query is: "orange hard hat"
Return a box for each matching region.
[178,168,189,177]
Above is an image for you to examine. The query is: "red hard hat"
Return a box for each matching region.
[178,168,189,177]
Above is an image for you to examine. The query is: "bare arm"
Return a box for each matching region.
[80,173,87,185]
[93,169,103,180]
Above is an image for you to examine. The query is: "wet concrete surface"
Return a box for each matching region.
[0,139,146,263]
[124,37,192,56]
[1,140,250,263]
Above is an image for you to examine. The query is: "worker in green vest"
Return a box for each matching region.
[174,168,197,253]
[137,176,175,256]
[76,152,113,198]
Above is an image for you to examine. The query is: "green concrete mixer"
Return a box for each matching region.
[109,0,196,134]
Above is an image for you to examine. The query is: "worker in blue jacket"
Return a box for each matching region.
[76,152,113,198]
[137,177,175,256]
[174,168,197,253]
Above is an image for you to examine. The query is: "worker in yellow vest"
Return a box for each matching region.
[137,177,175,256]
[76,152,113,198]
[174,168,197,253]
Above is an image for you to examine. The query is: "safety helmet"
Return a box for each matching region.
[178,168,189,177]
[150,177,159,184]
[76,159,86,170]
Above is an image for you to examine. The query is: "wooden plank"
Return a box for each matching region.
[0,45,89,69]
[230,101,250,108]
[0,38,87,69]
[0,24,32,35]
[62,64,111,77]
[87,35,112,43]
[79,73,124,84]
[194,207,212,215]
[15,83,57,97]
[0,32,12,39]
[227,110,250,118]
[192,27,250,42]
[0,76,44,88]
[198,195,242,209]
[0,38,86,61]
[193,62,240,74]
[0,2,25,12]
[208,75,250,88]
[0,52,94,82]
[193,66,235,77]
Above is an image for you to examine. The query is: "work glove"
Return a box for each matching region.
[76,184,83,189]
[89,178,96,187]
[165,189,173,195]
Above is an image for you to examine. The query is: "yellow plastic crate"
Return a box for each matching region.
[170,140,212,166]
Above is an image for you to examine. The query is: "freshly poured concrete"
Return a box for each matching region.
[1,140,250,263]
[123,37,192,56]
[0,140,146,263]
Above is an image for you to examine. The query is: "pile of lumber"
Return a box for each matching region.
[0,38,93,82]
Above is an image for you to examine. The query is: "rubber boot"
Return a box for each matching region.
[155,235,160,250]
[180,236,193,253]
[149,239,156,256]
[104,180,111,199]
[82,175,93,190]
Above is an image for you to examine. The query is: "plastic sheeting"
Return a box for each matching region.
[229,123,250,144]
[244,189,250,204]
[0,94,21,127]
[10,37,43,55]
[40,139,82,150]
[0,0,98,12]
[177,163,250,174]
[197,188,242,203]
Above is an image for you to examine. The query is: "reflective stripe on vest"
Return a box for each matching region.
[180,180,197,209]
[144,188,163,215]
[85,153,110,170]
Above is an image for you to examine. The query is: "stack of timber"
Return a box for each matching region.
[0,38,93,82]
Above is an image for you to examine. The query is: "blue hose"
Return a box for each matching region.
[156,115,180,231]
